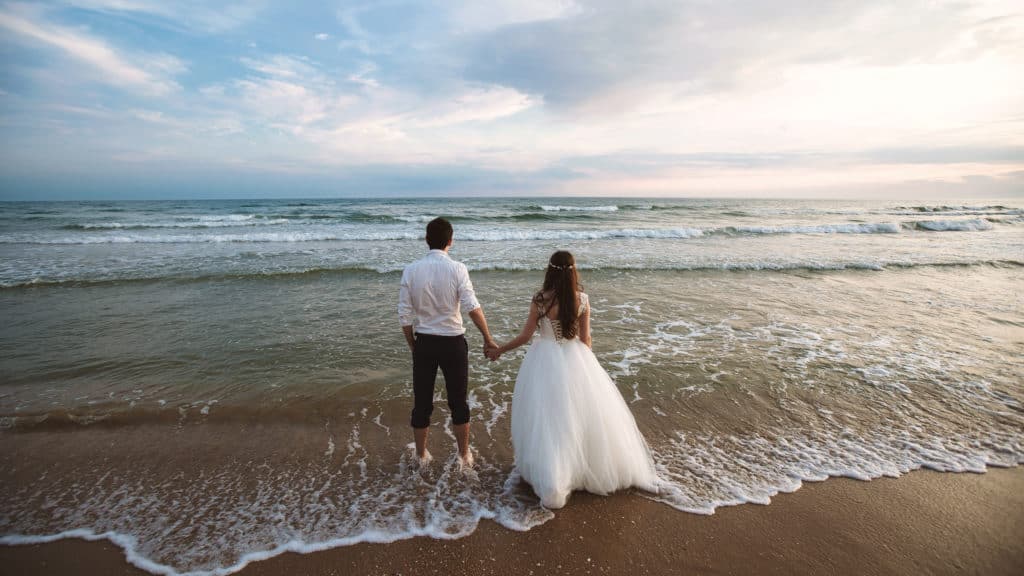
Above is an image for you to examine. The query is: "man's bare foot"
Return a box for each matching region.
[417,449,433,467]
[458,450,474,470]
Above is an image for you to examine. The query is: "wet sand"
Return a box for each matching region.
[3,467,1022,576]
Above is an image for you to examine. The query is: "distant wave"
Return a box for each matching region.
[345,212,411,224]
[61,218,294,230]
[907,218,994,232]
[4,260,1021,289]
[51,211,603,230]
[0,228,708,244]
[534,204,619,212]
[723,222,902,235]
[986,215,1024,225]
[894,204,1013,213]
[20,201,1021,233]
[8,216,1008,245]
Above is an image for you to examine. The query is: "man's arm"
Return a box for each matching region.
[457,264,495,350]
[399,269,416,352]
[402,325,416,353]
[468,307,497,353]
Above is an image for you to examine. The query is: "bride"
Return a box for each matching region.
[488,251,659,509]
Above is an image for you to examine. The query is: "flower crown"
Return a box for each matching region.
[548,263,574,270]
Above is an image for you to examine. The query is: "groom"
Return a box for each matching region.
[398,217,497,466]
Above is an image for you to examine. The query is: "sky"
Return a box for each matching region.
[0,0,1022,200]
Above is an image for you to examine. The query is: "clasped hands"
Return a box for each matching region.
[483,339,502,362]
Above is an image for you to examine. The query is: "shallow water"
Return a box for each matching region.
[1,198,1022,574]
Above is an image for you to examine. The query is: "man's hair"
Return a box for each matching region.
[426,217,453,250]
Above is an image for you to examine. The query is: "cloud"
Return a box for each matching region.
[0,7,185,95]
[233,78,330,127]
[411,86,535,127]
[860,145,1024,165]
[446,0,581,32]
[60,0,265,33]
[199,54,349,134]
[336,5,380,55]
[463,0,1024,112]
[314,32,330,40]
[547,156,1024,197]
[347,61,380,88]
[239,54,318,79]
[196,50,537,164]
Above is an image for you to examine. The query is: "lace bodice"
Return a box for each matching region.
[536,292,589,342]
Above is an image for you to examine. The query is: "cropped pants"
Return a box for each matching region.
[410,333,470,428]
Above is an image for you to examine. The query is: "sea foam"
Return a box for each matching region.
[4,215,1002,245]
[910,218,994,232]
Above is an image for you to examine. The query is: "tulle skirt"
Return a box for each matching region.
[511,338,659,508]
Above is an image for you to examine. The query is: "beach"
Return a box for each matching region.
[4,0,1024,571]
[3,467,1022,575]
[1,198,1022,574]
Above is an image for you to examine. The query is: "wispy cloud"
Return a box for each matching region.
[447,0,581,32]
[411,86,536,128]
[61,0,265,33]
[336,5,380,55]
[239,54,318,80]
[193,54,349,137]
[0,6,184,95]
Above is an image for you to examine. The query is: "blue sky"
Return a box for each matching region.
[0,0,1022,200]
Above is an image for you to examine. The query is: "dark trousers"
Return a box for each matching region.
[411,333,470,428]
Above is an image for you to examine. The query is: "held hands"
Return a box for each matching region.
[483,339,502,362]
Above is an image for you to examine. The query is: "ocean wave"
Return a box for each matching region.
[986,215,1024,225]
[0,227,711,244]
[3,231,390,244]
[651,432,1021,516]
[51,211,607,229]
[22,203,1021,233]
[908,218,994,232]
[345,212,410,224]
[61,219,294,230]
[894,204,1014,213]
[3,260,1020,289]
[723,222,901,235]
[198,214,255,222]
[534,204,620,212]
[13,215,1005,244]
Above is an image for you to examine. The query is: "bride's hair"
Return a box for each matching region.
[534,251,582,339]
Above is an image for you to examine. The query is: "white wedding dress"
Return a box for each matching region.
[511,292,659,509]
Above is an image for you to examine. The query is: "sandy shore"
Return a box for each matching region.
[2,467,1022,576]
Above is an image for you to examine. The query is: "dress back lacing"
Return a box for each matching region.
[536,293,587,343]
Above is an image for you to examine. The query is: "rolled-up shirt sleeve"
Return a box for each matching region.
[398,269,415,327]
[457,264,481,314]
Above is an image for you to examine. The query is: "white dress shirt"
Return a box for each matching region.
[398,249,481,336]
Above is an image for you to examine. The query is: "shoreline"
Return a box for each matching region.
[2,466,1022,576]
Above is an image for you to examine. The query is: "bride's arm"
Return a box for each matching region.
[579,302,592,348]
[496,302,541,356]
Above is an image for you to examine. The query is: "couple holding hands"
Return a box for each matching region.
[398,218,659,509]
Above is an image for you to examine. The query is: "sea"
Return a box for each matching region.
[1,197,1022,574]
